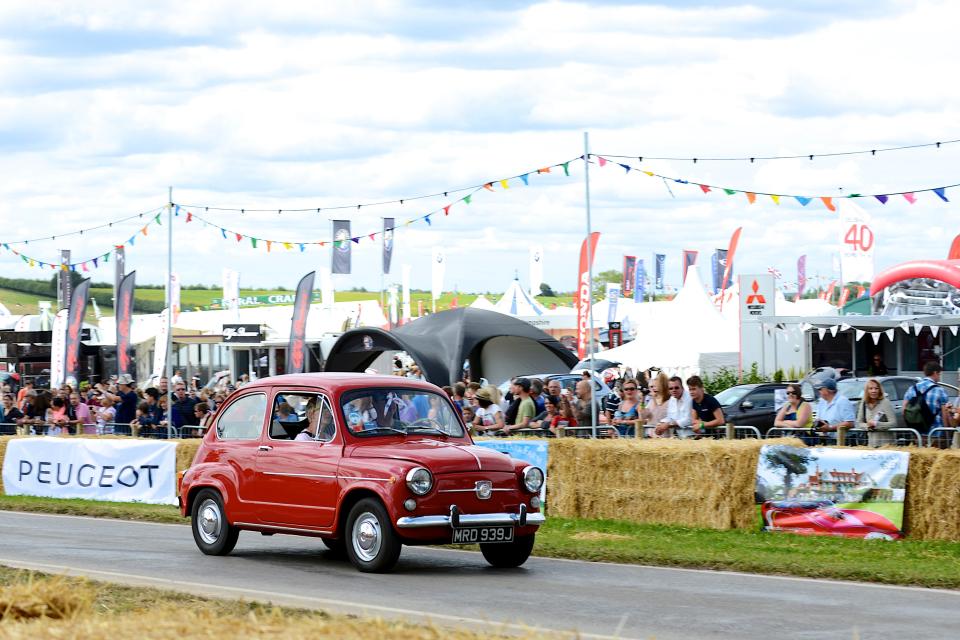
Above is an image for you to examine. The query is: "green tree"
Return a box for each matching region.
[762,447,817,496]
[539,283,557,297]
[592,269,622,300]
[889,473,907,489]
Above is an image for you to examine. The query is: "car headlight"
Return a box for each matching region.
[522,466,544,493]
[406,467,433,496]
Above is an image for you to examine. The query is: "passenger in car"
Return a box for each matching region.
[345,395,378,431]
[297,397,334,441]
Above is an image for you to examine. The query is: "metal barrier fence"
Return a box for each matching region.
[765,426,925,447]
[927,427,960,449]
[0,422,193,439]
[508,423,762,440]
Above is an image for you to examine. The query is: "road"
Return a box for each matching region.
[0,510,957,639]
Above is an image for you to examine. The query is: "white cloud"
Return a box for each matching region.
[0,0,957,297]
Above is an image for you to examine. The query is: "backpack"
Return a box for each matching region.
[903,383,936,429]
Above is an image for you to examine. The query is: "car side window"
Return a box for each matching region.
[881,380,899,401]
[216,393,267,440]
[269,392,336,442]
[749,389,775,410]
[893,379,914,400]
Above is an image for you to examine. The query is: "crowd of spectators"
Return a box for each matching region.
[0,370,241,438]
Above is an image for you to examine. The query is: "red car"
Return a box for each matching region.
[179,373,545,572]
[761,500,902,540]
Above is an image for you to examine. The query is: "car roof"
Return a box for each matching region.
[239,373,440,394]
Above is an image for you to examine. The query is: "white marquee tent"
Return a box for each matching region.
[595,267,739,376]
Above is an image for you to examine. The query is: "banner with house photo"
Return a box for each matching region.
[755,444,908,540]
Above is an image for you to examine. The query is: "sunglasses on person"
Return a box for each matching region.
[622,387,637,392]
[668,386,681,391]
[785,391,798,396]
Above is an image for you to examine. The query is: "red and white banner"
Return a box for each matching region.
[576,232,601,360]
[719,227,742,309]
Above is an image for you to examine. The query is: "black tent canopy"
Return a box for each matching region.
[324,308,578,386]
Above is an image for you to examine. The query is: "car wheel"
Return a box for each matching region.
[191,489,240,556]
[345,498,402,573]
[320,536,346,556]
[480,534,535,568]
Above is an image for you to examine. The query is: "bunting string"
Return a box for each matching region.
[596,137,960,164]
[0,206,166,246]
[173,157,580,214]
[593,156,959,211]
[1,213,165,272]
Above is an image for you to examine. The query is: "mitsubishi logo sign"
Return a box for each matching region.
[746,280,767,304]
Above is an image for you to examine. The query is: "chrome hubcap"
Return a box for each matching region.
[197,499,222,545]
[352,512,381,562]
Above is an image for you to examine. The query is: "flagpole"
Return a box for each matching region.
[584,132,597,429]
[166,186,173,437]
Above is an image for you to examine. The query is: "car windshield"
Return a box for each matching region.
[339,388,465,437]
[836,379,866,401]
[715,386,753,406]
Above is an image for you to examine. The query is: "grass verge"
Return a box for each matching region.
[1,496,958,589]
[0,566,537,639]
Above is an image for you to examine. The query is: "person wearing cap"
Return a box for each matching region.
[472,386,505,434]
[108,374,139,425]
[813,378,855,441]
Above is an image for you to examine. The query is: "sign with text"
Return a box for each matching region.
[222,324,262,343]
[756,445,907,539]
[739,274,775,320]
[2,438,178,505]
[838,202,875,284]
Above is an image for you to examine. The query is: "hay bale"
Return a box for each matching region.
[548,438,804,530]
[904,448,960,540]
[0,576,92,621]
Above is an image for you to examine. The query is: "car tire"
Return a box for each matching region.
[344,498,402,573]
[191,489,240,556]
[480,534,535,568]
[320,536,346,556]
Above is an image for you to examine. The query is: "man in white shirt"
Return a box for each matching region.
[655,375,693,438]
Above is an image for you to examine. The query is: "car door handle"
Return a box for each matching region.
[258,445,273,452]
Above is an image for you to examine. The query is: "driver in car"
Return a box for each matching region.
[296,397,335,441]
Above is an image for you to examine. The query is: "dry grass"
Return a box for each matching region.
[0,568,550,639]
[570,531,631,542]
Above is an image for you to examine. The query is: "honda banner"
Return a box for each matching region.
[682,250,698,284]
[756,444,908,539]
[382,218,394,275]
[64,278,91,384]
[332,220,352,274]
[576,232,601,360]
[622,255,636,298]
[3,437,178,505]
[116,271,136,378]
[286,271,315,374]
[654,253,666,291]
[529,245,543,298]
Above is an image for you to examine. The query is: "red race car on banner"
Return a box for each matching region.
[761,500,902,540]
[179,373,545,572]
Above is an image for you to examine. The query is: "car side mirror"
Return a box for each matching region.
[740,400,754,410]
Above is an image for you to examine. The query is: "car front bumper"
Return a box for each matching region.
[396,504,545,529]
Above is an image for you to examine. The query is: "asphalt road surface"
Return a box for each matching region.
[0,511,957,639]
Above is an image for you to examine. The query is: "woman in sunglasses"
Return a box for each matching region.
[773,384,813,429]
[608,378,642,437]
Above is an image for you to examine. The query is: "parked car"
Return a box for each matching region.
[179,373,545,573]
[835,376,960,429]
[716,382,815,434]
[760,499,902,540]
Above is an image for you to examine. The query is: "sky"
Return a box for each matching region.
[0,0,958,296]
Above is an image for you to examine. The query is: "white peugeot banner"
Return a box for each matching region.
[2,438,178,505]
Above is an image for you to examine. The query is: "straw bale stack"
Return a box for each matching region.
[548,438,803,530]
[902,447,960,540]
[0,576,92,621]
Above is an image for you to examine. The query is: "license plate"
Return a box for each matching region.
[451,526,514,544]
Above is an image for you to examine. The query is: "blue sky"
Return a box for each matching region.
[0,0,956,296]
